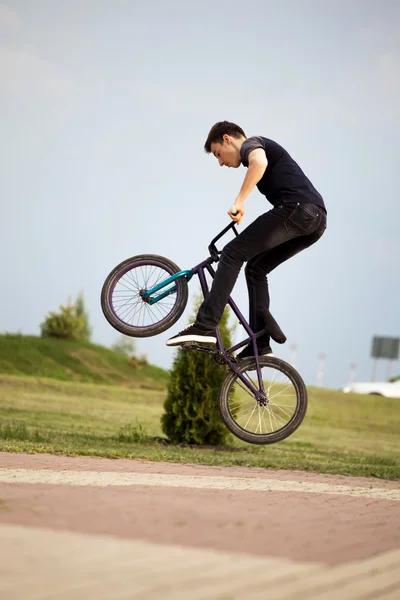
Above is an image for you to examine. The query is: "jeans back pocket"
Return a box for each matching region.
[284,203,321,235]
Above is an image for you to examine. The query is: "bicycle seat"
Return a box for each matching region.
[263,310,287,344]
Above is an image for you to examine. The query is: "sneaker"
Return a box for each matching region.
[236,335,274,360]
[166,324,217,347]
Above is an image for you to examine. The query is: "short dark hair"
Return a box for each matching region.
[204,121,246,153]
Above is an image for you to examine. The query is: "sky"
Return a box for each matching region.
[1,0,399,389]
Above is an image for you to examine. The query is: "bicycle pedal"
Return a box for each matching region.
[181,342,198,350]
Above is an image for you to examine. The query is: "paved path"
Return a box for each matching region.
[0,452,399,599]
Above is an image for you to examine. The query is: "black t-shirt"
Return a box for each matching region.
[240,136,326,211]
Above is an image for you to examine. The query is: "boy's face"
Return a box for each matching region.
[210,135,242,168]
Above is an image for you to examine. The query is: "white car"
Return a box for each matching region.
[342,379,400,398]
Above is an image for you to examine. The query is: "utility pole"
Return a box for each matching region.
[348,362,357,384]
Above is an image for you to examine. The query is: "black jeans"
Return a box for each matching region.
[195,202,327,335]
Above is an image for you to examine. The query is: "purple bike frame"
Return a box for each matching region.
[190,224,267,399]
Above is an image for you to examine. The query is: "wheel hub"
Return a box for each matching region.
[139,290,150,303]
[257,394,269,406]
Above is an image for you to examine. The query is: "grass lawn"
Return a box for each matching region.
[0,334,168,388]
[1,374,399,480]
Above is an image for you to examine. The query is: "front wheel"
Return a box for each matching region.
[101,254,189,338]
[219,356,308,445]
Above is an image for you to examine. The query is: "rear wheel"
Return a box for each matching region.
[101,254,189,337]
[219,356,308,444]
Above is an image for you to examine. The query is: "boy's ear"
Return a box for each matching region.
[222,134,230,144]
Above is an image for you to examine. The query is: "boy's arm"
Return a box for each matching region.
[229,149,268,224]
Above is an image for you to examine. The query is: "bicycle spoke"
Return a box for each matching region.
[126,270,141,291]
[268,402,294,419]
[256,408,263,433]
[266,405,274,432]
[115,279,138,294]
[242,404,258,430]
[268,382,294,400]
[265,406,286,429]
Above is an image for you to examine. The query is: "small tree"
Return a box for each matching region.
[161,294,235,446]
[75,290,92,342]
[40,292,92,342]
[40,305,86,341]
[111,335,150,369]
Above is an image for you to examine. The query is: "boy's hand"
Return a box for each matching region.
[228,203,244,224]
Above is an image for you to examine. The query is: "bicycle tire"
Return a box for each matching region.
[101,254,189,338]
[219,356,308,445]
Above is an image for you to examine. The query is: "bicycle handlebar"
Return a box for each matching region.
[208,218,239,262]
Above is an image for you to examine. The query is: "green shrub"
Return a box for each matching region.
[161,296,235,446]
[40,292,91,342]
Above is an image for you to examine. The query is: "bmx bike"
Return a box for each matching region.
[101,221,307,445]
